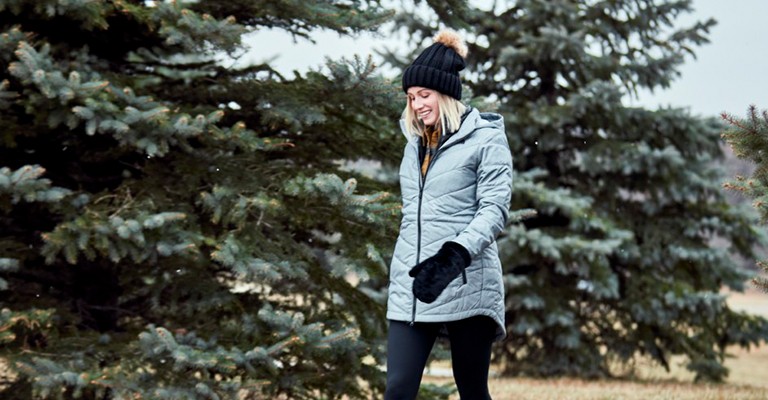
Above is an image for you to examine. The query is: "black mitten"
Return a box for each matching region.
[409,241,471,304]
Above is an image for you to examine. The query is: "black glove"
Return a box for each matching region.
[409,241,471,304]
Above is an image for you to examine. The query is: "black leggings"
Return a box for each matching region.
[384,316,496,400]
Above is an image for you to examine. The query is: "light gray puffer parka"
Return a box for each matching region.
[387,108,513,341]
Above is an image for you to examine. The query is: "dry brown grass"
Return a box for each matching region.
[482,376,768,400]
[423,287,768,400]
[424,364,768,400]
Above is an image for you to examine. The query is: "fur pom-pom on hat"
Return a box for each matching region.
[402,29,468,100]
[433,29,468,59]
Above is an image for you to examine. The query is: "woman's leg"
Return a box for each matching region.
[446,316,497,400]
[384,320,438,400]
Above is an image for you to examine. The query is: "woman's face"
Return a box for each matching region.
[407,87,440,127]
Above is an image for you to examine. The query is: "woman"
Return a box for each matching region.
[385,30,513,399]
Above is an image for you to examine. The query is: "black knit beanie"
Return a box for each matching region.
[402,30,468,100]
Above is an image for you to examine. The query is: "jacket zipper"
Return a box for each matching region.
[412,165,424,325]
[412,181,422,326]
[411,141,447,326]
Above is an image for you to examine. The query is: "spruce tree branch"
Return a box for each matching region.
[721,109,759,135]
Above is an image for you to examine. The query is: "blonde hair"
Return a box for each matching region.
[402,92,467,138]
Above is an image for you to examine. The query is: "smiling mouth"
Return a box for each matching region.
[419,111,431,119]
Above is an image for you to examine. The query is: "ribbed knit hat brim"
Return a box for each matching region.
[402,64,462,100]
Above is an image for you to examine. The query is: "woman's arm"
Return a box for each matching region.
[451,128,513,259]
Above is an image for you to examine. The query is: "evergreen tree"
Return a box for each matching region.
[0,1,402,398]
[722,106,768,292]
[389,0,768,381]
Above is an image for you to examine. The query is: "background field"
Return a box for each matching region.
[424,286,768,400]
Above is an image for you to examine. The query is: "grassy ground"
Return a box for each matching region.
[423,286,768,400]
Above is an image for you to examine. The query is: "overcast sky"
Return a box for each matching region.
[243,0,768,118]
[631,0,768,117]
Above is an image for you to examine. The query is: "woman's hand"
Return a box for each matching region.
[409,241,471,303]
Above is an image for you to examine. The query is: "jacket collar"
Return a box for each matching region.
[443,107,478,146]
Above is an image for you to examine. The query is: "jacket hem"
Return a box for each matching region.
[387,308,506,342]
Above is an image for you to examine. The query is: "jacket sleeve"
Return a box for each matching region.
[451,128,513,259]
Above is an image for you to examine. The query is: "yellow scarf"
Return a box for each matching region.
[421,125,441,177]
